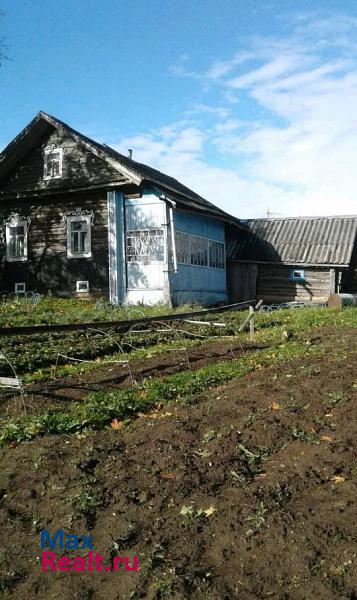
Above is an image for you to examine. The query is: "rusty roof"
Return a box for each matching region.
[227,216,357,266]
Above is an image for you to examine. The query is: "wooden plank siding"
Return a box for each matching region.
[0,190,109,296]
[256,264,332,303]
[1,127,128,196]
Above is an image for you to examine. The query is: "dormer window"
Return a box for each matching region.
[44,147,63,179]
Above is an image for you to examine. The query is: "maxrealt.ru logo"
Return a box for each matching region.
[40,530,139,573]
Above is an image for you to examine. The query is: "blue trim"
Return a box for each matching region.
[107,190,126,304]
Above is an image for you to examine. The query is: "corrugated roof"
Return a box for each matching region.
[227,216,357,266]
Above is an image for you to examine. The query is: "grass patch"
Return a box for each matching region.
[0,339,322,446]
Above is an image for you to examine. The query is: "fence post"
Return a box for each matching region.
[249,306,254,339]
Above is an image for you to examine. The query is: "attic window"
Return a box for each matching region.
[44,147,63,179]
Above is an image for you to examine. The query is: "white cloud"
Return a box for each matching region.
[117,13,357,219]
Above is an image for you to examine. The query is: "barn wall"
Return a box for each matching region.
[0,191,109,296]
[227,262,257,302]
[341,244,357,293]
[227,262,335,303]
[170,209,227,306]
[256,264,332,303]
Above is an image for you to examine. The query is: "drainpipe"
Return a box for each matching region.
[169,206,177,273]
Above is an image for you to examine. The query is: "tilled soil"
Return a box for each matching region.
[0,339,263,415]
[0,327,356,600]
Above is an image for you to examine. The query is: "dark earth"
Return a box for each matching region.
[0,327,356,599]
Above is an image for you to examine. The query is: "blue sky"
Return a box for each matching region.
[1,0,357,217]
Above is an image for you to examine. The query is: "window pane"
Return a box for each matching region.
[80,231,87,253]
[71,232,79,253]
[71,220,87,231]
[175,232,190,264]
[190,236,208,266]
[209,241,225,269]
[10,226,24,236]
[126,229,164,262]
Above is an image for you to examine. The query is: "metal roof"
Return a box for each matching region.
[227,216,357,266]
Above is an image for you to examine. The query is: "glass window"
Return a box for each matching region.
[126,229,165,262]
[67,216,91,258]
[289,268,305,281]
[209,240,225,269]
[6,220,28,262]
[175,231,190,264]
[175,232,225,269]
[190,235,208,266]
[44,147,63,179]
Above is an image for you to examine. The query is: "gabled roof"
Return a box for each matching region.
[227,216,357,267]
[0,111,242,226]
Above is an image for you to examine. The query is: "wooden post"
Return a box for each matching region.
[249,305,254,339]
[238,299,263,332]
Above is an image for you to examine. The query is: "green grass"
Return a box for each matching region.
[0,303,356,445]
[0,300,355,379]
[0,338,323,445]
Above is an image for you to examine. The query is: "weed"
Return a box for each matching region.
[70,489,101,528]
[31,449,45,471]
[330,560,352,576]
[245,502,268,533]
[244,412,257,427]
[202,429,222,443]
[328,391,346,406]
[291,427,317,443]
[180,504,214,526]
[151,577,174,598]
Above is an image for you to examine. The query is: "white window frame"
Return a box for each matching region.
[125,228,165,263]
[76,280,89,293]
[66,215,92,259]
[5,219,29,262]
[289,268,305,281]
[44,147,63,180]
[175,231,225,270]
[15,282,26,294]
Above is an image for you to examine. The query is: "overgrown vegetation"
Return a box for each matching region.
[0,298,356,380]
[0,340,323,445]
[0,301,356,446]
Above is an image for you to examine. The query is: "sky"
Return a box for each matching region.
[1,0,357,218]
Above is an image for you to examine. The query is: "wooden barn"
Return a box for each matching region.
[0,112,244,305]
[227,216,357,304]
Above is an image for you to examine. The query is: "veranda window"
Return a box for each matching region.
[209,240,225,269]
[126,229,165,262]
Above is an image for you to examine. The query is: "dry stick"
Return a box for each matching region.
[183,320,226,327]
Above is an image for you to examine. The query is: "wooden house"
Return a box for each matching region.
[0,112,243,305]
[227,216,357,304]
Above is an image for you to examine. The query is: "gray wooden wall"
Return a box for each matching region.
[0,191,109,296]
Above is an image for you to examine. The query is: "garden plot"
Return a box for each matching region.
[0,300,356,599]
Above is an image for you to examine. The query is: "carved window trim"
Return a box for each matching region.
[63,210,94,259]
[1,213,31,262]
[43,146,63,180]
